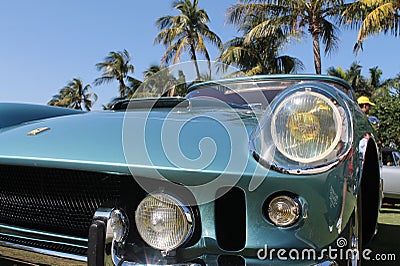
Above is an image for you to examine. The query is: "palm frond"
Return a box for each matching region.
[320,19,340,55]
[155,0,222,67]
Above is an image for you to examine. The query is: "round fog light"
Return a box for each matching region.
[135,193,193,251]
[267,195,301,227]
[110,209,129,242]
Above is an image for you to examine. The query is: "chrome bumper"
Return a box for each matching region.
[0,207,338,265]
[91,209,337,266]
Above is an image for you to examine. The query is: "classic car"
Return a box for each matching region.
[381,147,400,201]
[0,74,381,265]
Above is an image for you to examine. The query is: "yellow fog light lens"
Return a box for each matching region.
[268,196,300,227]
[271,91,342,163]
[135,193,193,251]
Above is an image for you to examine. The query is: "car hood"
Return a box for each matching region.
[0,102,84,129]
[0,104,263,178]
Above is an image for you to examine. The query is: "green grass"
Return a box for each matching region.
[378,204,400,225]
[364,204,400,265]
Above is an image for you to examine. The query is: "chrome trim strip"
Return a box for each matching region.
[250,147,349,175]
[0,155,249,176]
[0,232,87,250]
[0,240,86,264]
[0,223,87,246]
[0,222,88,264]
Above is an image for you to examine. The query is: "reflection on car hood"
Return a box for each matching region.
[0,104,261,176]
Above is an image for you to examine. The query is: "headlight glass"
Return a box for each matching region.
[135,193,193,251]
[271,91,342,163]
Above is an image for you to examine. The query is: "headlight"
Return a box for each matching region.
[271,91,342,163]
[135,193,193,251]
[251,83,352,174]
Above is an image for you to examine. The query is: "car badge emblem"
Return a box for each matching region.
[27,127,50,136]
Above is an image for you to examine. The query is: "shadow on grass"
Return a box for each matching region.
[364,224,400,265]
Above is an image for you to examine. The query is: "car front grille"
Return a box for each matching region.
[0,165,123,239]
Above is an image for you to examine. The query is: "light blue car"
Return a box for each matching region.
[0,75,381,265]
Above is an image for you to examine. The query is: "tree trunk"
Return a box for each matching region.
[118,78,126,98]
[189,44,201,80]
[168,85,176,97]
[312,33,322,74]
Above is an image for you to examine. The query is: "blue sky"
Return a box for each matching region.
[1,0,399,110]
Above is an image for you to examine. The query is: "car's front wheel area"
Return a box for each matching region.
[361,138,381,244]
[350,183,363,266]
[336,183,363,266]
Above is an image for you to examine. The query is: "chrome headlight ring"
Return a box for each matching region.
[251,83,353,174]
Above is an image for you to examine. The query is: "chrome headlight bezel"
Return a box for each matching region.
[250,82,353,174]
[135,193,194,252]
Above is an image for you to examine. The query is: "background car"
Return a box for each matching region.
[0,74,381,265]
[381,147,400,202]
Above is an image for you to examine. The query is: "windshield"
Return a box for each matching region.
[186,79,350,110]
[383,150,400,166]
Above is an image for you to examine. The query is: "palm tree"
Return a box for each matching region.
[327,61,367,94]
[143,65,163,81]
[48,78,97,111]
[47,94,63,107]
[141,64,187,97]
[154,0,223,79]
[327,62,391,97]
[218,29,304,75]
[367,66,392,98]
[102,76,143,109]
[94,50,135,97]
[227,0,343,74]
[341,0,400,52]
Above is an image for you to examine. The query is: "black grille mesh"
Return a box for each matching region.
[0,165,122,238]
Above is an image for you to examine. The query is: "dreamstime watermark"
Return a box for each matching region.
[257,237,397,262]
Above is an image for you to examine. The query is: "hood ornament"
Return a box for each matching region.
[27,127,50,136]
